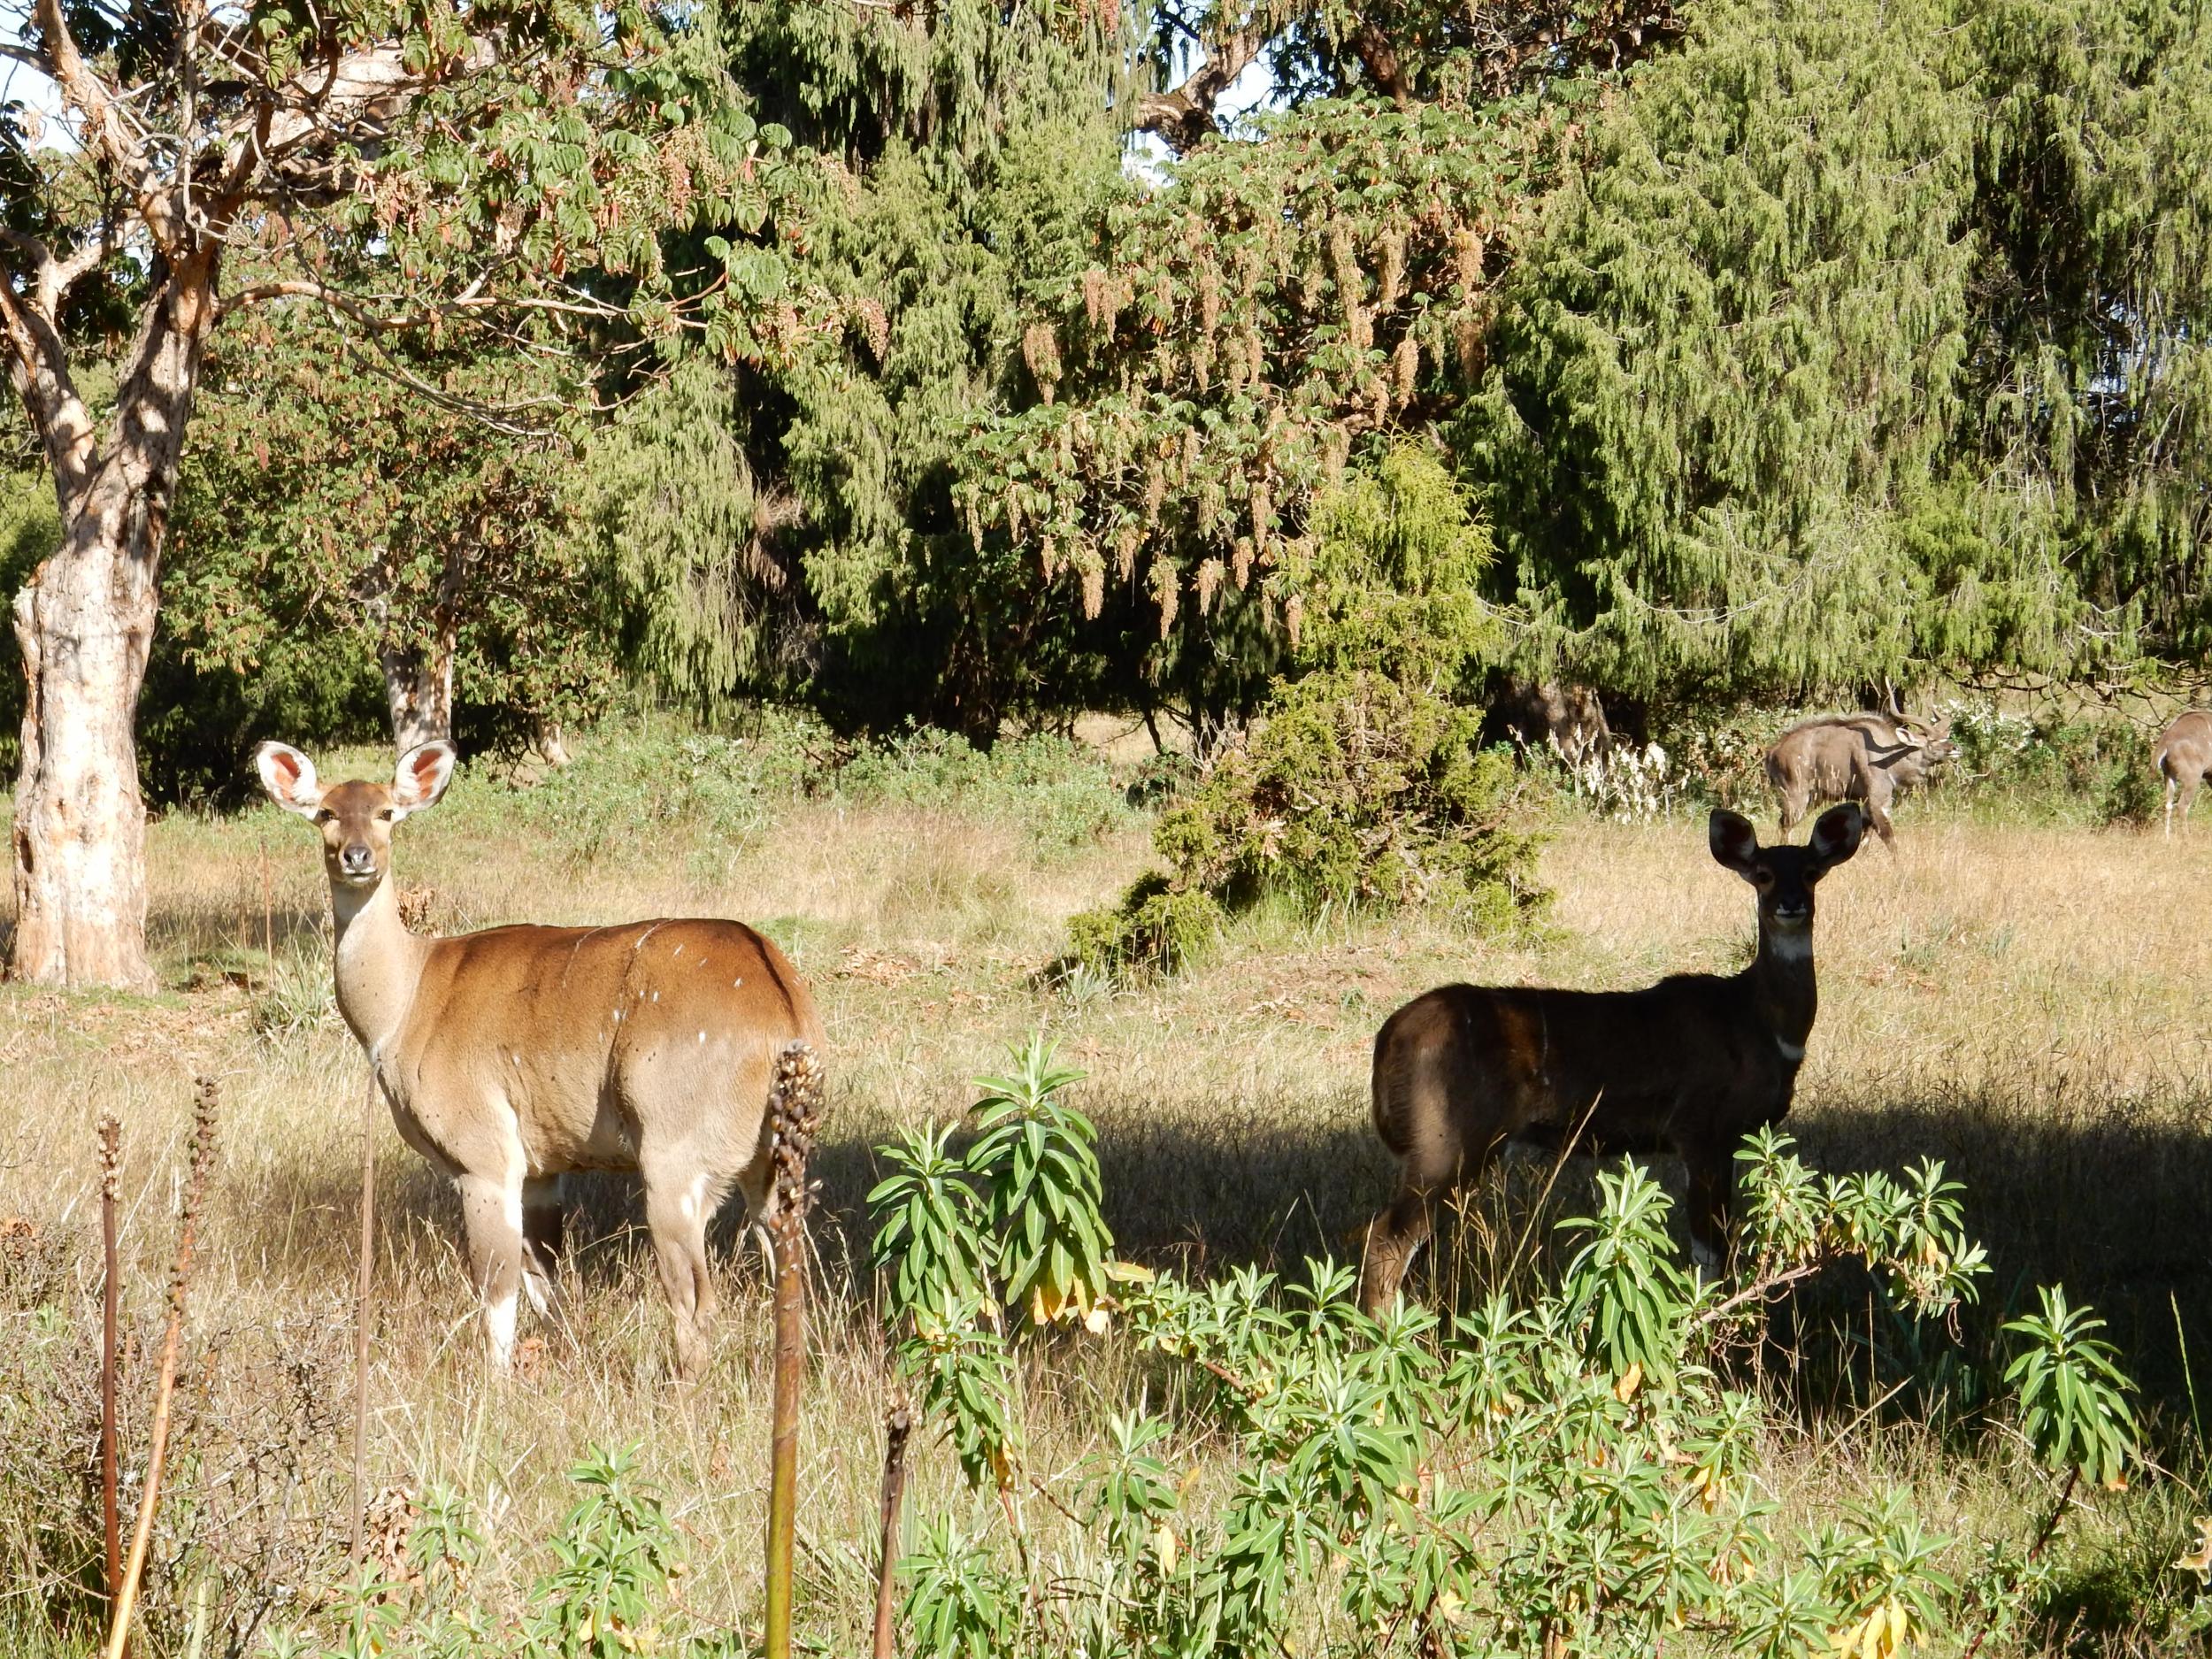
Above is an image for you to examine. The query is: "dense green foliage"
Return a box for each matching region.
[851,1059,2138,1659]
[9,0,2206,790]
[1071,449,1540,975]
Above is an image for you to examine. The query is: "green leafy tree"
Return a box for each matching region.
[0,0,795,987]
[1965,0,2212,664]
[164,314,613,780]
[1463,0,2057,703]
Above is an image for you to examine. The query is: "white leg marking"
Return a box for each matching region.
[487,1287,519,1368]
[522,1271,552,1317]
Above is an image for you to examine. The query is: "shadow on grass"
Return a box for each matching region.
[291,1070,2212,1423]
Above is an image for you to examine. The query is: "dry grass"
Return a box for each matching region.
[2,748,2208,1655]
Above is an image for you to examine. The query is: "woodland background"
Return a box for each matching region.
[6,0,2207,797]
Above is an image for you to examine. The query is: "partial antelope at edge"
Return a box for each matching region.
[1358,804,1865,1317]
[254,740,826,1380]
[2155,710,2212,837]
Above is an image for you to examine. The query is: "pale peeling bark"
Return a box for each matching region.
[7,255,215,989]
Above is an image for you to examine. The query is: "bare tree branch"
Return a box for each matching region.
[0,264,97,503]
[1133,26,1268,153]
[28,0,182,252]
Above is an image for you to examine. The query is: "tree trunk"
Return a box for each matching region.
[9,499,160,989]
[7,251,214,990]
[529,716,571,768]
[380,644,455,752]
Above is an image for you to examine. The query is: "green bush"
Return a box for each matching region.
[1164,669,1539,921]
[1946,703,2162,826]
[1068,448,1545,976]
[860,1063,2146,1659]
[1066,872,1227,978]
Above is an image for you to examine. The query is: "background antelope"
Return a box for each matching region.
[2156,710,2211,836]
[256,740,826,1379]
[1764,710,1955,847]
[1359,804,1863,1315]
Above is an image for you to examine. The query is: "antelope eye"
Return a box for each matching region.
[374,809,396,823]
[314,808,336,825]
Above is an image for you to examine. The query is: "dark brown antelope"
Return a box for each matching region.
[256,740,825,1379]
[1358,804,1864,1314]
[2156,711,2212,837]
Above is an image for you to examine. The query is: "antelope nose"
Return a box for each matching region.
[340,843,375,877]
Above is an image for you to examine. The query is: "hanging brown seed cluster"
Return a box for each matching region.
[1393,333,1421,406]
[1249,478,1272,549]
[1116,523,1142,580]
[1195,557,1225,615]
[1151,558,1180,639]
[1329,222,1371,353]
[1231,537,1255,589]
[1377,229,1407,309]
[849,296,891,365]
[1022,321,1062,404]
[1143,457,1167,526]
[1284,590,1306,649]
[1240,325,1266,387]
[1080,559,1105,620]
[1083,266,1132,341]
[1451,227,1486,295]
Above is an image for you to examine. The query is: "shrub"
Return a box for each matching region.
[862,1064,2144,1659]
[1069,448,1545,975]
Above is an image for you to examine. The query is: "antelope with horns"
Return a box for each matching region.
[1358,804,1863,1316]
[2156,710,2212,837]
[256,740,825,1379]
[1764,712,1955,849]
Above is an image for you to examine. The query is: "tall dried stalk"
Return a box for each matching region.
[349,1066,379,1568]
[104,1078,219,1659]
[872,1399,914,1659]
[97,1112,122,1643]
[762,1041,823,1659]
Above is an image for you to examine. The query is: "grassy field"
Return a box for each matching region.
[2,720,2209,1655]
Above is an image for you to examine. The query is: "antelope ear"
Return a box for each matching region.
[1709,810,1761,879]
[391,741,457,820]
[1808,803,1865,869]
[255,742,324,819]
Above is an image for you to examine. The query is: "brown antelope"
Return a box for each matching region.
[1764,712,1956,849]
[255,740,825,1379]
[2156,711,2212,837]
[1358,804,1863,1315]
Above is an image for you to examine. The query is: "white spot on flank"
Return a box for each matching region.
[697,1030,706,1043]
[733,978,743,988]
[651,990,659,1002]
[673,944,683,958]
